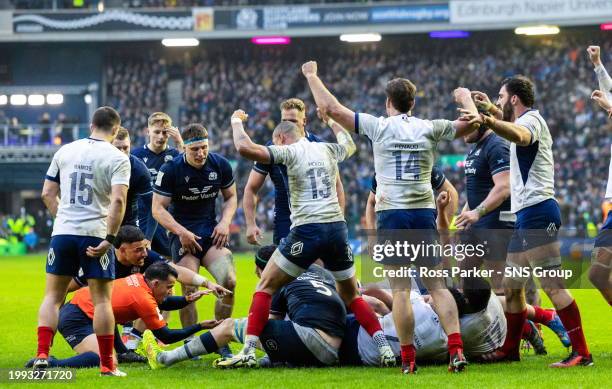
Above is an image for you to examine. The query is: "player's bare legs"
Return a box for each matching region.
[88,278,116,374]
[420,267,467,372]
[177,254,200,328]
[589,247,612,304]
[202,247,236,322]
[384,267,416,373]
[35,274,72,367]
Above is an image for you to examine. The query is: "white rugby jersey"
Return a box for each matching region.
[594,64,612,199]
[509,110,555,212]
[46,138,131,238]
[267,138,350,228]
[357,113,456,211]
[357,290,448,365]
[460,294,506,357]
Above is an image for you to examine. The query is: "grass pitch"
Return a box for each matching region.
[0,253,610,388]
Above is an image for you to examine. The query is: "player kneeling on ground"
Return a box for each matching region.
[26,262,219,369]
[143,245,346,369]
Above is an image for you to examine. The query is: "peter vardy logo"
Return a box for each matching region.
[188,186,212,195]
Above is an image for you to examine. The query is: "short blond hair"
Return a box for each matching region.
[115,127,130,141]
[279,98,306,113]
[148,112,172,128]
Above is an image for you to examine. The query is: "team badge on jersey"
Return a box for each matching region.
[209,172,217,181]
[47,248,55,266]
[143,157,148,163]
[164,155,174,162]
[265,339,278,351]
[185,176,190,183]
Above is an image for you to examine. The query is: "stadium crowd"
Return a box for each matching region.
[103,32,612,237]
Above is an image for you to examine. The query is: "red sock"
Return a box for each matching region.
[246,291,272,337]
[521,321,533,339]
[400,344,416,366]
[349,297,382,336]
[37,326,54,359]
[531,306,555,324]
[556,300,590,356]
[97,334,115,372]
[447,332,463,355]
[500,310,527,356]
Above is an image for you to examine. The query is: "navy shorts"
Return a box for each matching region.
[260,320,323,367]
[151,226,172,257]
[338,315,363,366]
[460,217,514,262]
[47,235,115,280]
[57,303,94,349]
[273,219,291,246]
[594,212,612,248]
[508,199,562,253]
[169,234,214,263]
[276,222,354,280]
[375,209,441,267]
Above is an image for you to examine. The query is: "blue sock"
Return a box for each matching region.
[130,328,143,339]
[49,352,100,368]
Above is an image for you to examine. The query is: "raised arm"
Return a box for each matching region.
[588,46,612,100]
[481,115,532,146]
[230,110,271,163]
[302,61,356,132]
[452,87,481,139]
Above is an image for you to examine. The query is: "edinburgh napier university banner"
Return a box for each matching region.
[12,9,199,33]
[450,0,612,24]
[213,3,450,30]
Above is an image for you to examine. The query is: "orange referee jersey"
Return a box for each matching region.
[70,273,166,330]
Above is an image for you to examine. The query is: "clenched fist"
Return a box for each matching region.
[302,61,318,77]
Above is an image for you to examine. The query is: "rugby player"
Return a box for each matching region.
[587,45,612,305]
[243,98,345,245]
[131,112,183,255]
[463,76,592,367]
[35,107,130,376]
[152,123,236,358]
[303,60,480,373]
[29,262,218,369]
[111,127,152,227]
[143,245,347,369]
[218,106,395,368]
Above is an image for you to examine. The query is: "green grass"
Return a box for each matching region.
[0,253,610,388]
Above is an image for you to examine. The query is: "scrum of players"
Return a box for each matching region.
[28,45,610,377]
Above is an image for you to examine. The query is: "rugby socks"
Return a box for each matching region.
[500,310,527,356]
[556,300,590,357]
[159,332,218,366]
[51,352,100,368]
[400,344,416,366]
[36,326,54,359]
[531,306,555,324]
[245,291,272,353]
[97,334,115,372]
[349,297,383,337]
[447,333,463,356]
[114,326,129,354]
[127,328,143,350]
[522,321,534,338]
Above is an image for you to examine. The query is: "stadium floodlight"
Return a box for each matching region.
[46,94,64,105]
[340,33,382,43]
[10,94,26,106]
[601,23,612,31]
[429,30,470,39]
[27,94,45,106]
[84,94,92,104]
[162,38,199,47]
[251,36,291,45]
[514,25,560,36]
[0,95,7,105]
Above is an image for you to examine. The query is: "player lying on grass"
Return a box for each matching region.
[26,262,220,369]
[143,245,347,369]
[219,108,395,368]
[65,225,229,362]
